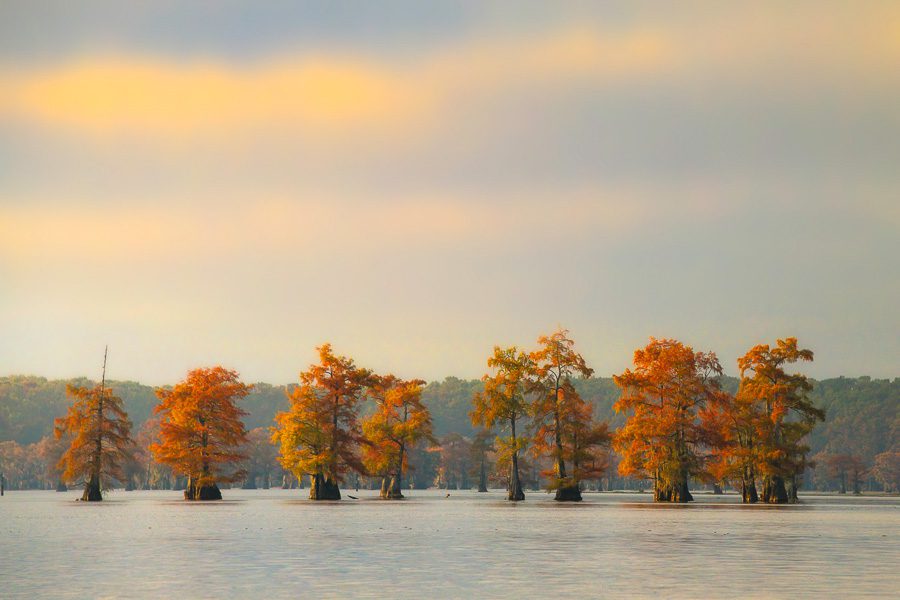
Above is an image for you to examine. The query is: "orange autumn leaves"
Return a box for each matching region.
[613,339,727,502]
[362,376,433,498]
[52,333,821,504]
[271,344,372,500]
[54,365,257,501]
[150,367,252,499]
[472,329,609,502]
[271,344,435,500]
[54,383,134,501]
[613,337,823,503]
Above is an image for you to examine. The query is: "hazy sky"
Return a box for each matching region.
[1,1,898,385]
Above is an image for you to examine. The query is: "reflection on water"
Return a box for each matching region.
[2,489,897,599]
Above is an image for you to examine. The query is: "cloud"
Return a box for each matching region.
[0,26,674,141]
[0,185,663,270]
[2,4,897,152]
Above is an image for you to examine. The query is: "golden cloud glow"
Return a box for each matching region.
[3,57,421,136]
[0,27,674,140]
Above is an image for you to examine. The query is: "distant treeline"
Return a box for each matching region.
[1,372,896,491]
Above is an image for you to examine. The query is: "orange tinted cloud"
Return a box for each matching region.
[3,57,421,137]
[0,186,663,269]
[0,27,674,140]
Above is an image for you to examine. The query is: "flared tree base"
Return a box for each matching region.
[508,479,525,501]
[310,474,341,500]
[381,476,404,499]
[742,481,759,504]
[655,480,694,503]
[81,479,102,502]
[554,485,582,502]
[185,482,222,501]
[762,476,789,504]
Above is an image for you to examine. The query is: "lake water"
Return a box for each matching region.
[1,488,898,599]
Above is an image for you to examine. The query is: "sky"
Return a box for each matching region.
[1,1,898,385]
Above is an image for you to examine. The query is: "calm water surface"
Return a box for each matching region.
[1,488,898,599]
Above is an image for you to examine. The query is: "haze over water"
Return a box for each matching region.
[3,489,897,599]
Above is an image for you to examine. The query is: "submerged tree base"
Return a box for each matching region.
[655,481,694,503]
[82,477,102,502]
[762,476,789,504]
[310,474,341,500]
[742,483,759,504]
[381,476,404,499]
[185,482,222,501]
[508,468,525,501]
[554,486,582,502]
[508,482,525,502]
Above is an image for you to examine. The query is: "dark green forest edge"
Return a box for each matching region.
[2,373,897,494]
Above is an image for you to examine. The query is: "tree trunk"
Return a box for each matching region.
[310,473,341,500]
[478,457,488,492]
[56,479,68,492]
[670,474,693,503]
[551,382,580,503]
[386,475,403,499]
[712,483,724,495]
[655,480,671,502]
[82,473,102,501]
[242,474,257,489]
[762,475,789,503]
[184,476,222,500]
[386,444,405,498]
[787,475,800,503]
[379,477,389,498]
[555,484,582,501]
[741,476,759,503]
[508,450,525,501]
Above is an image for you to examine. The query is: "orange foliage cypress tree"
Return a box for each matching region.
[362,375,433,498]
[54,383,134,501]
[613,338,726,503]
[528,328,601,501]
[150,367,251,501]
[471,346,532,501]
[272,344,373,500]
[736,338,823,503]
